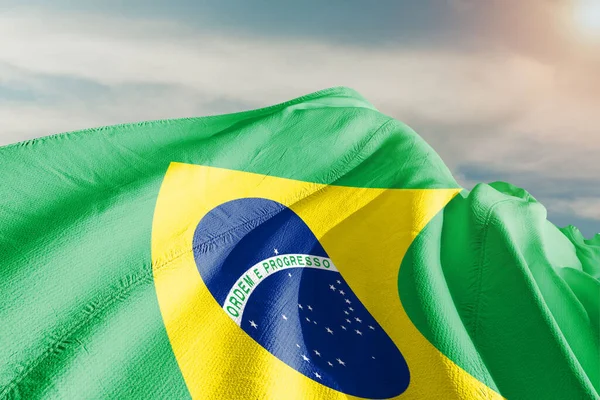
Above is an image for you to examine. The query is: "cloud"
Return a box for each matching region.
[547,197,600,221]
[0,9,563,140]
[0,6,597,235]
[0,0,577,55]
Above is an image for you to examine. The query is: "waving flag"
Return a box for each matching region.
[1,87,598,399]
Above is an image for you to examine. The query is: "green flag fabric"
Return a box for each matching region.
[400,182,600,399]
[0,87,598,399]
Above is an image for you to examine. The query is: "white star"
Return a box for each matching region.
[307,305,313,311]
[341,325,347,330]
[355,317,362,323]
[274,248,279,255]
[336,358,345,366]
[250,320,258,329]
[301,354,310,362]
[314,372,322,379]
[345,299,351,304]
[372,356,376,359]
[339,290,345,295]
[306,317,311,322]
[348,307,354,312]
[296,344,300,348]
[336,280,341,284]
[368,325,375,330]
[282,314,288,320]
[344,310,349,315]
[288,272,292,277]
[313,321,317,325]
[329,284,336,291]
[327,361,333,367]
[326,327,334,334]
[298,304,303,309]
[346,319,351,324]
[313,350,321,356]
[355,329,363,335]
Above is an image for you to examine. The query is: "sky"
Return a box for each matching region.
[0,0,598,237]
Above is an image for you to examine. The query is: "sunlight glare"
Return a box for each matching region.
[575,0,600,36]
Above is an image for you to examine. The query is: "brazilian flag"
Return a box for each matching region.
[0,87,598,399]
